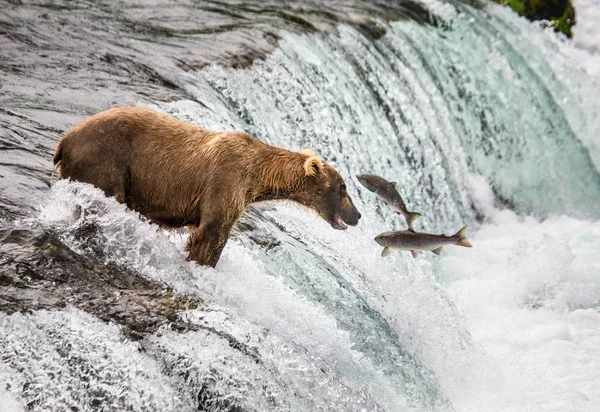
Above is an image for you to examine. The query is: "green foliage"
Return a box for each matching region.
[492,0,575,37]
[551,3,575,37]
[500,0,526,15]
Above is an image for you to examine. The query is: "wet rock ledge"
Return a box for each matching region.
[0,226,202,340]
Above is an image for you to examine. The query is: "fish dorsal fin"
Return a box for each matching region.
[431,246,443,255]
[381,246,391,257]
[410,250,420,259]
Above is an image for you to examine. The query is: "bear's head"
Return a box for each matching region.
[293,150,361,230]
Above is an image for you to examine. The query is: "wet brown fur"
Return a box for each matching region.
[54,107,360,267]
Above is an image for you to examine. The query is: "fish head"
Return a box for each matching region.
[374,231,397,246]
[356,174,383,193]
[356,174,397,203]
[374,233,387,246]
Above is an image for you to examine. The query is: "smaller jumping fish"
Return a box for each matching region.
[356,174,421,231]
[374,226,472,258]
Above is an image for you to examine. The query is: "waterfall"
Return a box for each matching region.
[2,1,600,411]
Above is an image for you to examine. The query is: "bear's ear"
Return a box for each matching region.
[300,148,316,157]
[304,155,323,177]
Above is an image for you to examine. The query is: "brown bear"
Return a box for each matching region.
[53,107,361,267]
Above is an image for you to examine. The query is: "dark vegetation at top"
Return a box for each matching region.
[493,0,575,37]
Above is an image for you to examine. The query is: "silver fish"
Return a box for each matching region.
[374,226,472,258]
[356,174,421,231]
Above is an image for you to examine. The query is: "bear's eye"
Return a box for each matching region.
[340,184,347,193]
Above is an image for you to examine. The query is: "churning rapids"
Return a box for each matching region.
[2,0,600,411]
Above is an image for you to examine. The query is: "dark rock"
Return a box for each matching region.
[354,20,388,41]
[0,226,203,340]
[198,383,248,412]
[231,206,282,252]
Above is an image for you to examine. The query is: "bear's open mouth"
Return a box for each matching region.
[332,215,348,230]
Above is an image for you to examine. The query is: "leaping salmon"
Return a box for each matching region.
[356,173,421,231]
[374,226,472,258]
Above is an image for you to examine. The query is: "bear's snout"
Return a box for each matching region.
[346,211,361,226]
[341,204,361,227]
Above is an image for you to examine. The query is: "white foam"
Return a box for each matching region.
[35,181,431,410]
[436,185,600,412]
[0,308,191,411]
[573,0,600,55]
[0,381,25,412]
[565,0,600,78]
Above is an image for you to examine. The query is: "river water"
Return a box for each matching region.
[1,1,599,411]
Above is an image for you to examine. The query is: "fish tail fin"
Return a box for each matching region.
[453,226,473,248]
[381,246,391,257]
[406,211,421,231]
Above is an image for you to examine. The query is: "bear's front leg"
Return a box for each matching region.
[186,219,234,268]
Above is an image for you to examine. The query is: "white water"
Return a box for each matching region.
[572,0,600,76]
[3,1,600,411]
